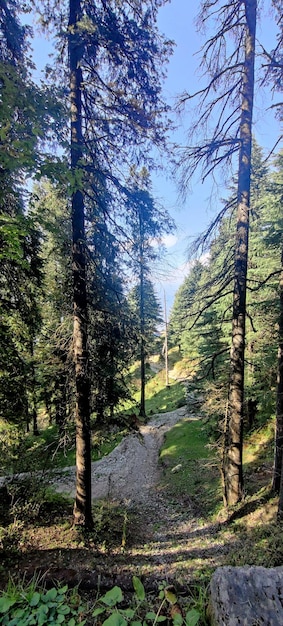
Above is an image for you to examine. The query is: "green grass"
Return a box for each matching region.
[243,418,275,469]
[91,428,128,460]
[0,423,129,474]
[121,367,186,417]
[159,415,277,520]
[145,377,186,415]
[1,360,186,475]
[160,418,222,517]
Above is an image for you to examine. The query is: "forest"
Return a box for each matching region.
[0,0,283,623]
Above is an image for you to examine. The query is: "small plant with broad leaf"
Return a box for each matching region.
[92,577,201,626]
[0,576,203,626]
[0,579,86,625]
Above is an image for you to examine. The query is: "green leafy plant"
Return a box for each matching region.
[91,577,201,626]
[0,579,86,625]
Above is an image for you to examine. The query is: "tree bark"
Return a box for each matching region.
[222,0,257,506]
[139,205,146,418]
[273,253,283,496]
[69,0,93,529]
[139,248,146,419]
[30,338,39,436]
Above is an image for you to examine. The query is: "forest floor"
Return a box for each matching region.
[0,404,279,593]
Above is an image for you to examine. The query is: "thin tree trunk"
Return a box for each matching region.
[222,0,256,507]
[69,0,93,529]
[139,206,146,418]
[164,291,169,388]
[109,338,115,420]
[277,469,283,519]
[139,262,146,418]
[30,338,39,436]
[273,254,283,495]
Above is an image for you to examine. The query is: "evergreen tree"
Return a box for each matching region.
[254,152,283,502]
[32,0,173,527]
[0,1,60,435]
[125,169,173,417]
[128,278,162,417]
[170,143,283,506]
[179,0,258,505]
[31,179,73,429]
[87,214,136,424]
[68,0,93,529]
[169,261,205,359]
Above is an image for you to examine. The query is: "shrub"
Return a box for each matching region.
[0,579,86,625]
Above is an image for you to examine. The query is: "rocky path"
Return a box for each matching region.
[55,406,189,504]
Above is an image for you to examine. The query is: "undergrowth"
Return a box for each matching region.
[121,377,185,418]
[0,576,208,626]
[0,578,86,625]
[0,423,129,475]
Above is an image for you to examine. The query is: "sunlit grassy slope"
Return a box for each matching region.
[122,351,186,416]
[160,418,222,516]
[160,409,276,520]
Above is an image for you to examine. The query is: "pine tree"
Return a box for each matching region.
[178,0,258,505]
[32,0,173,527]
[30,179,73,429]
[0,1,56,435]
[128,278,162,417]
[87,215,136,424]
[125,169,173,417]
[68,0,93,529]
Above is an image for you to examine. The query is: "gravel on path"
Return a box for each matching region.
[55,406,190,504]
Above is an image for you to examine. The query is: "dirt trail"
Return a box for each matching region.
[1,405,238,585]
[55,406,189,504]
[52,405,231,583]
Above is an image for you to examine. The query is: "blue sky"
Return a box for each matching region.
[27,1,282,314]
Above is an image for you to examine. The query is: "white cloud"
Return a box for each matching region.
[161,233,179,248]
[151,233,179,249]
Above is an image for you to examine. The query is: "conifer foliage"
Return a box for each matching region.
[1,0,283,530]
[178,0,258,505]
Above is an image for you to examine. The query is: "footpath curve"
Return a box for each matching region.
[55,406,189,504]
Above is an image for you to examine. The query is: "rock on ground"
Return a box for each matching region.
[209,565,283,626]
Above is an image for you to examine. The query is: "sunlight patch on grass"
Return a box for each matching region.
[120,369,186,416]
[243,418,275,467]
[163,444,178,457]
[160,418,222,517]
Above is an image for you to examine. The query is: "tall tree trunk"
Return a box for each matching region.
[222,0,257,507]
[69,0,93,529]
[139,207,146,418]
[139,260,146,418]
[164,291,169,387]
[30,338,39,436]
[273,253,283,496]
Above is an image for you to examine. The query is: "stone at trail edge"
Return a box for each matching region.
[209,565,283,625]
[171,464,182,473]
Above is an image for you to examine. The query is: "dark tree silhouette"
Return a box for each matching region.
[69,0,93,529]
